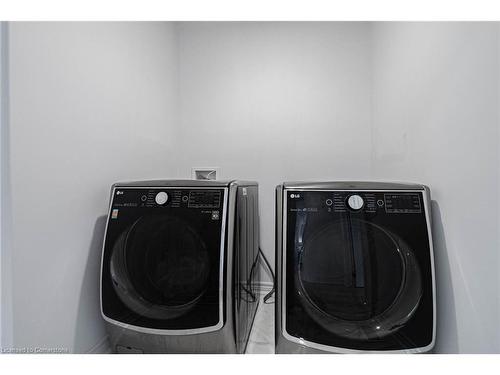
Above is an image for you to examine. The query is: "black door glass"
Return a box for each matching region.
[298,218,404,322]
[294,214,422,340]
[110,215,211,320]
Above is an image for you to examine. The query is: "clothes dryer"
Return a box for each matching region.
[275,182,436,353]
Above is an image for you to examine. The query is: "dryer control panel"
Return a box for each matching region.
[288,190,422,214]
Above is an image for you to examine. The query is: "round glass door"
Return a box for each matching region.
[110,215,211,320]
[296,217,422,340]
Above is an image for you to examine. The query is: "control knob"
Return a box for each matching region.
[155,191,169,205]
[347,194,364,210]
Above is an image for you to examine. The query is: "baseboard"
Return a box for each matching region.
[87,335,111,354]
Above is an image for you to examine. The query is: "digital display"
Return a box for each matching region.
[384,193,421,213]
[188,190,222,208]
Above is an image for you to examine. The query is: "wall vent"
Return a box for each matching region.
[191,167,220,180]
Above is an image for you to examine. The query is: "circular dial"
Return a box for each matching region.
[155,191,169,205]
[347,194,364,210]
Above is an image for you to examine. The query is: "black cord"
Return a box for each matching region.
[258,247,275,304]
[241,254,259,303]
[237,247,275,304]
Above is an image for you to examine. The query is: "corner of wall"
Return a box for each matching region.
[0,20,13,349]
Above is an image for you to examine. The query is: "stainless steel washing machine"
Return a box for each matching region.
[100,180,260,353]
[275,182,436,353]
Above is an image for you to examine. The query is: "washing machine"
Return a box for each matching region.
[275,182,436,353]
[100,180,260,353]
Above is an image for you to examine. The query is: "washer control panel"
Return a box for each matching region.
[112,188,223,209]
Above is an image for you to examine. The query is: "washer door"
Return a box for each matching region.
[296,215,422,340]
[110,214,211,320]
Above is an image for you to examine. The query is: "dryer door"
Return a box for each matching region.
[295,215,422,340]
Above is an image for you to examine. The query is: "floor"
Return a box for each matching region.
[245,291,275,354]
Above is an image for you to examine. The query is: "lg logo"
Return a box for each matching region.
[116,191,124,195]
[290,193,301,199]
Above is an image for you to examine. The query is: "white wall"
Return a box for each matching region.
[0,21,14,349]
[5,22,178,352]
[175,22,373,278]
[371,22,499,353]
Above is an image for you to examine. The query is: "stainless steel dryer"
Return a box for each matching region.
[275,182,436,353]
[100,180,260,353]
